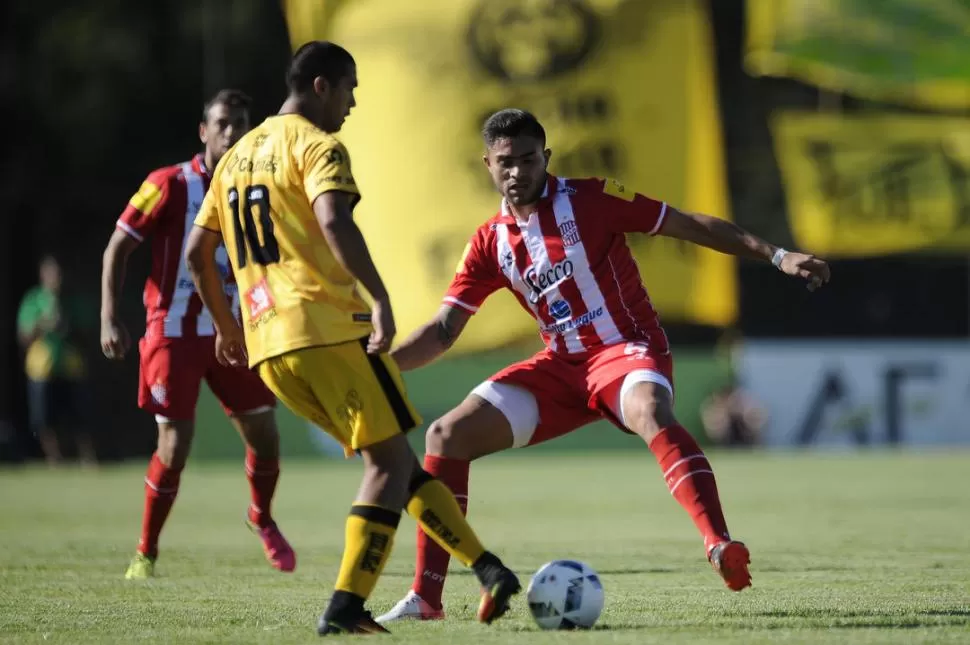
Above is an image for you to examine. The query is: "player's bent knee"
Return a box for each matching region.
[425,418,462,457]
[620,382,677,442]
[358,432,416,508]
[425,394,518,460]
[361,431,414,471]
[232,409,279,456]
[155,420,195,467]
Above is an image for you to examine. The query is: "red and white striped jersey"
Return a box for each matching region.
[445,175,670,356]
[116,154,238,339]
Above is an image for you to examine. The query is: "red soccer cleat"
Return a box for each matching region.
[248,520,296,573]
[708,540,751,591]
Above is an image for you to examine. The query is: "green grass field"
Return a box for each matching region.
[1,451,968,644]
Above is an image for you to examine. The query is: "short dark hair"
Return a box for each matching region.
[482,109,546,147]
[287,41,355,93]
[202,89,252,122]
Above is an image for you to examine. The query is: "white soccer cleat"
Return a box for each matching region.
[375,590,445,623]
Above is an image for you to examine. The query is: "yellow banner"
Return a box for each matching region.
[746,0,970,110]
[773,112,970,256]
[283,0,735,352]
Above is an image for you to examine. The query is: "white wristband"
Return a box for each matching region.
[771,248,788,268]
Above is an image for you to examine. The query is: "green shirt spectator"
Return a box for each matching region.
[17,256,94,381]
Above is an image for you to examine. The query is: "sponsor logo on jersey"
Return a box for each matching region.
[549,299,572,320]
[524,259,574,303]
[543,306,604,334]
[245,278,277,330]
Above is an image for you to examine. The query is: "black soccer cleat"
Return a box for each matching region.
[317,609,390,636]
[472,551,522,624]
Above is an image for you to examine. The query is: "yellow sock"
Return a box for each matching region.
[333,504,400,599]
[406,475,485,566]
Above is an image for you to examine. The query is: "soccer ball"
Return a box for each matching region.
[526,560,604,630]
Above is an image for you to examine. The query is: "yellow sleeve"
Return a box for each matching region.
[194,180,222,232]
[303,137,360,206]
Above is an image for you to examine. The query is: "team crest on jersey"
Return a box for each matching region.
[150,381,168,406]
[559,220,581,247]
[245,278,276,322]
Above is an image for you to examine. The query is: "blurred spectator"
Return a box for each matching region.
[16,255,97,466]
[700,374,766,448]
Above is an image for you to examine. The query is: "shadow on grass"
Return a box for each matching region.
[382,567,679,579]
[502,622,652,633]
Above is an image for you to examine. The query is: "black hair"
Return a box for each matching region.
[287,41,355,93]
[482,108,546,147]
[202,89,252,122]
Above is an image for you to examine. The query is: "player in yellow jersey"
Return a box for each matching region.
[183,41,520,636]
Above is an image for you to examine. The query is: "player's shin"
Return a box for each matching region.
[649,424,731,553]
[244,447,279,527]
[332,504,400,603]
[405,469,484,567]
[139,453,182,558]
[412,455,469,608]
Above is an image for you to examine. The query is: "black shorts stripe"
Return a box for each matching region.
[349,504,402,528]
[358,338,418,433]
[408,469,435,496]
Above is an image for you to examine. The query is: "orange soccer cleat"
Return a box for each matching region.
[708,540,752,591]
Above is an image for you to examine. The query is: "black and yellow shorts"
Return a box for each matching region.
[258,338,422,455]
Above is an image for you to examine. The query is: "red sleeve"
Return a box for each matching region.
[443,228,503,314]
[598,178,667,235]
[116,168,176,242]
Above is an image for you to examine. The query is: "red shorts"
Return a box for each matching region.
[477,341,674,447]
[138,335,276,421]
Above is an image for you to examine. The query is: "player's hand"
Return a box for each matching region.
[779,252,831,292]
[100,317,131,360]
[368,297,396,354]
[215,325,248,367]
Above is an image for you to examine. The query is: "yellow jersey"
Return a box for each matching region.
[195,113,371,367]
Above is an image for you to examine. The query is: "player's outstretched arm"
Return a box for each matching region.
[391,304,472,372]
[313,190,395,354]
[658,207,831,291]
[185,225,248,366]
[100,228,138,360]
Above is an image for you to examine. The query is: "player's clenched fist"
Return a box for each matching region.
[215,325,248,367]
[777,251,831,292]
[367,297,396,354]
[100,317,131,360]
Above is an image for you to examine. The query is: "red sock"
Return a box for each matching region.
[412,455,469,609]
[245,448,280,528]
[138,453,182,559]
[649,425,730,553]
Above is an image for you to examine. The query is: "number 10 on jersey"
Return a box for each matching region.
[229,185,279,268]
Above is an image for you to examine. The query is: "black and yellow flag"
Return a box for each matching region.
[283,0,735,351]
[773,112,970,256]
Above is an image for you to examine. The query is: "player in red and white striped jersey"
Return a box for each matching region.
[100,90,294,579]
[377,109,831,622]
